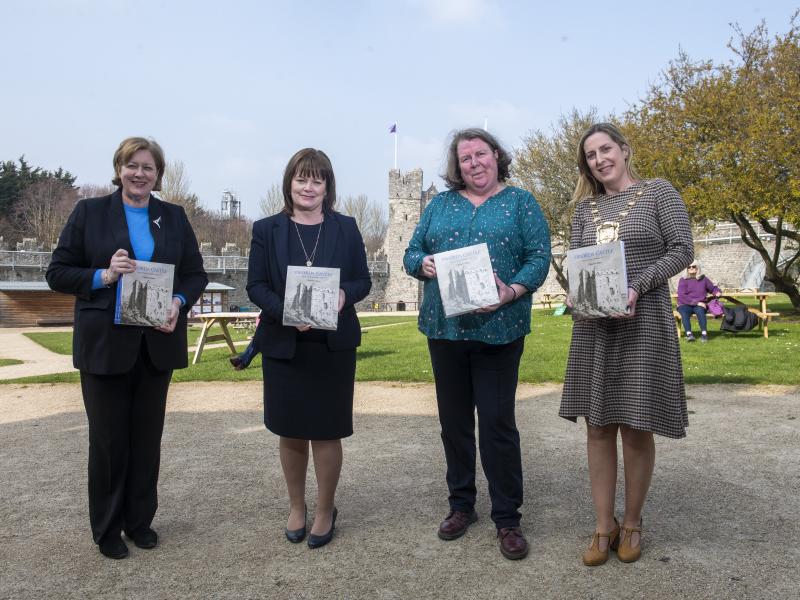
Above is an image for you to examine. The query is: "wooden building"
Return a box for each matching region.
[0,282,75,327]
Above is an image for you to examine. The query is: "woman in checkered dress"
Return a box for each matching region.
[559,123,693,566]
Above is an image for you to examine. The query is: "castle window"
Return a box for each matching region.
[399,235,402,242]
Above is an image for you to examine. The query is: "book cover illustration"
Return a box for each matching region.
[434,243,500,318]
[283,266,340,331]
[566,240,629,319]
[114,261,175,327]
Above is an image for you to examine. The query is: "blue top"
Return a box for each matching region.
[123,204,155,261]
[404,186,551,344]
[92,204,184,305]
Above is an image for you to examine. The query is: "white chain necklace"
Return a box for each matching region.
[293,219,323,266]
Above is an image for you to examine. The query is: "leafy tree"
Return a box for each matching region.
[625,14,800,307]
[0,156,76,244]
[512,107,599,291]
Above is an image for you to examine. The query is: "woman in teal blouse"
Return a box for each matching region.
[404,128,550,561]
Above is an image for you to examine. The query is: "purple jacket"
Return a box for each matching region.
[677,276,721,306]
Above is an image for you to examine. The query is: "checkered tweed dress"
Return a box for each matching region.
[559,179,694,439]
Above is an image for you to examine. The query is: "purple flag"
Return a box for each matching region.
[389,122,397,133]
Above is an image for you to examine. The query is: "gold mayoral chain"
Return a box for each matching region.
[293,219,323,266]
[589,180,648,244]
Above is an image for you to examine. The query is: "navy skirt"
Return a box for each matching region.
[262,340,355,440]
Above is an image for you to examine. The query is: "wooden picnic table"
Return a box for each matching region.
[191,312,260,364]
[671,291,778,338]
[538,292,567,309]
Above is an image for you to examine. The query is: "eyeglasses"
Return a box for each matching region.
[688,266,698,270]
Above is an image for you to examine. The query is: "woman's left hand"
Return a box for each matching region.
[155,298,182,333]
[620,287,639,318]
[338,289,345,312]
[476,273,516,313]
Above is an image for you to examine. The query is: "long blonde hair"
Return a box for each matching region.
[572,123,641,203]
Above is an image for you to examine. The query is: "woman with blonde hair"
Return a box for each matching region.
[560,123,693,565]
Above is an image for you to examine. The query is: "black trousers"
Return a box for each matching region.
[79,342,172,546]
[427,337,525,529]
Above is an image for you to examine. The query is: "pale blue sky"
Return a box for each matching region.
[2,0,796,219]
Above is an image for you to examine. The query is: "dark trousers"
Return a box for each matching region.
[427,337,525,529]
[678,304,708,333]
[79,343,172,546]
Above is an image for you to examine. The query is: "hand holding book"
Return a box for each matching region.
[104,248,136,284]
[155,297,182,333]
[475,273,522,313]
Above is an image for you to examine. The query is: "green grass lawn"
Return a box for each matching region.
[9,296,800,385]
[0,358,23,367]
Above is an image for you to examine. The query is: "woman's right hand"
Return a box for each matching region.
[420,255,437,279]
[106,248,136,283]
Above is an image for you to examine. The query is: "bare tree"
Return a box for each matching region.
[14,178,78,247]
[338,194,388,259]
[78,183,116,199]
[258,183,284,217]
[159,160,203,218]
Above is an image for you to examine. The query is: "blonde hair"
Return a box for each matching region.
[112,137,165,191]
[572,123,640,203]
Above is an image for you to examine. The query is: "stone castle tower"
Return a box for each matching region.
[383,169,437,308]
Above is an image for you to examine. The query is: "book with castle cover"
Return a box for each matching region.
[566,240,629,319]
[283,266,340,331]
[114,261,175,327]
[434,243,500,318]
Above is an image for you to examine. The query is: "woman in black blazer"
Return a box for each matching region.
[247,148,371,549]
[46,137,208,559]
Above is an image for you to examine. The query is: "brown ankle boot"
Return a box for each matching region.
[582,518,620,566]
[617,519,642,563]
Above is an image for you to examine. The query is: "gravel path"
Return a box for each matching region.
[1,381,798,599]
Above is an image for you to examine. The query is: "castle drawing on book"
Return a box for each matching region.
[114,261,174,327]
[283,266,340,331]
[434,243,499,318]
[566,240,629,319]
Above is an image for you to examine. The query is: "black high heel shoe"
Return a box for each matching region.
[307,507,337,549]
[285,504,307,543]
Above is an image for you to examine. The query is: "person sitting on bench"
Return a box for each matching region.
[676,262,721,342]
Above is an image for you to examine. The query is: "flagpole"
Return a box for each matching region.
[394,125,398,169]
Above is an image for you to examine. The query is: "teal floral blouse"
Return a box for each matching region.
[403,186,551,344]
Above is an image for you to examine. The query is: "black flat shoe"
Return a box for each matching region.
[99,537,129,560]
[125,527,158,549]
[285,504,307,543]
[307,507,337,549]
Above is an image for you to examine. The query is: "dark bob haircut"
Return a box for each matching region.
[281,148,336,214]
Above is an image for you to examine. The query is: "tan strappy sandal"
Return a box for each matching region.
[582,518,620,566]
[617,519,643,563]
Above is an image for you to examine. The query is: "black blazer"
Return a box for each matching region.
[46,190,208,374]
[247,211,371,359]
